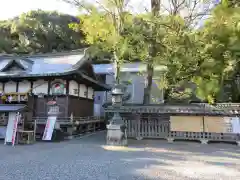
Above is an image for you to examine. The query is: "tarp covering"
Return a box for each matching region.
[0,104,27,112]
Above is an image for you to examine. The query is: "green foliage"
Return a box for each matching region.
[68,0,240,103]
[69,3,134,61]
[197,4,240,102]
[1,1,240,104]
[0,10,84,54]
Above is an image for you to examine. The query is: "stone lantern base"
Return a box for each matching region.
[106,124,127,146]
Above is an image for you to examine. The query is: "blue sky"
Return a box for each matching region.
[0,0,79,20]
[0,0,150,20]
[0,0,217,21]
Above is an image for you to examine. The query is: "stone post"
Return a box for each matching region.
[106,84,127,146]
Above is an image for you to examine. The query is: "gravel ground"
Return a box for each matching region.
[0,131,239,180]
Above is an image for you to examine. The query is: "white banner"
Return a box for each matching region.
[42,116,57,141]
[11,115,19,146]
[4,112,20,146]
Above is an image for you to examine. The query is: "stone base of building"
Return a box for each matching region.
[237,141,240,146]
[200,139,209,144]
[167,138,174,143]
[106,124,127,146]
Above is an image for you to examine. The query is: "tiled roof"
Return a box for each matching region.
[93,63,167,74]
[0,104,27,112]
[0,49,111,90]
[0,49,86,77]
[104,103,240,116]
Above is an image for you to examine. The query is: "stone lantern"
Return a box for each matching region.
[112,84,124,106]
[106,84,127,146]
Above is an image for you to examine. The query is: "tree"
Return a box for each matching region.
[66,0,137,84]
[63,0,235,104]
[143,0,217,103]
[0,10,84,54]
[143,0,160,104]
[228,0,240,7]
[198,2,240,102]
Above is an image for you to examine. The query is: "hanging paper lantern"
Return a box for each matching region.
[55,83,60,89]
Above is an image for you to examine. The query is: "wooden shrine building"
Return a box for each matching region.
[0,49,110,137]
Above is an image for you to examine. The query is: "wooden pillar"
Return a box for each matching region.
[66,80,69,95]
[2,82,5,91]
[136,113,142,140]
[16,81,19,93]
[47,80,51,95]
[30,81,33,93]
[86,86,88,99]
[78,83,80,97]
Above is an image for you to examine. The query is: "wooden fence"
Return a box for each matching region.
[168,131,239,144]
[122,114,239,145]
[123,115,170,139]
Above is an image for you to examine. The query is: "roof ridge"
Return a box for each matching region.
[22,49,86,58]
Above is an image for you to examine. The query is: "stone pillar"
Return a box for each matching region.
[237,141,240,146]
[106,84,127,146]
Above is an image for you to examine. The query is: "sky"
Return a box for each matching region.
[0,0,79,20]
[0,0,217,26]
[0,0,150,20]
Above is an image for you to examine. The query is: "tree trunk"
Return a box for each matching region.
[143,0,160,104]
[113,51,120,84]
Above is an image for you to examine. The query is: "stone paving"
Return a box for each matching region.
[0,131,239,180]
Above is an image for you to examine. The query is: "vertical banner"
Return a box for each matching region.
[11,113,20,146]
[42,116,57,141]
[4,112,20,146]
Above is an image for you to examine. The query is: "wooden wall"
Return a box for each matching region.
[34,96,69,117]
[0,79,94,99]
[170,116,231,133]
[204,116,229,133]
[33,95,94,118]
[68,96,94,117]
[170,116,204,132]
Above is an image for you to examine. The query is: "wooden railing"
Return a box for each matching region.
[168,131,240,145]
[30,116,104,125]
[123,115,170,139]
[122,113,240,145]
[0,116,105,126]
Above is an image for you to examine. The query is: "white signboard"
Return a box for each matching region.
[42,116,57,141]
[4,112,20,146]
[231,117,240,134]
